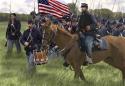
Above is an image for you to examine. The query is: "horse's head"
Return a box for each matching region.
[40,18,63,49]
[46,21,79,50]
[37,16,53,51]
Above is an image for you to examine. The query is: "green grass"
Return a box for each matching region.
[0,22,124,86]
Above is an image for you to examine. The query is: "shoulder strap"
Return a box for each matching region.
[10,20,16,33]
[26,29,33,42]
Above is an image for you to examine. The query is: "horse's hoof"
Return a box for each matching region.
[83,61,89,66]
[83,61,93,66]
[63,62,69,67]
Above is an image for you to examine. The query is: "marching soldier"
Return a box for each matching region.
[97,20,109,36]
[112,23,123,36]
[71,15,78,34]
[6,13,21,54]
[30,11,38,29]
[121,22,125,37]
[20,20,42,73]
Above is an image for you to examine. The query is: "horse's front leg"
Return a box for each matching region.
[79,68,85,80]
[73,65,85,80]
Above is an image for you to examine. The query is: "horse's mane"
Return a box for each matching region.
[57,25,73,38]
[48,19,75,42]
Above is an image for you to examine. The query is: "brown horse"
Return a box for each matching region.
[47,23,125,83]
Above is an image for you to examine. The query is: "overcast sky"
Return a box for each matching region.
[0,0,125,14]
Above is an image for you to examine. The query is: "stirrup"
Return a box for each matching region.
[85,53,93,64]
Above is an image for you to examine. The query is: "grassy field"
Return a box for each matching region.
[0,22,124,86]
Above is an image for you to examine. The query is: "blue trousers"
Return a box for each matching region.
[79,33,85,51]
[7,39,21,54]
[27,52,36,72]
[84,36,94,57]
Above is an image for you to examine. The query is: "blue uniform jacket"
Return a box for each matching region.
[6,19,21,40]
[20,28,42,55]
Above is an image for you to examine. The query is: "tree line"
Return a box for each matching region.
[0,13,29,21]
[91,9,125,19]
[68,3,125,19]
[0,3,125,22]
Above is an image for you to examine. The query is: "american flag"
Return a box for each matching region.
[38,0,70,18]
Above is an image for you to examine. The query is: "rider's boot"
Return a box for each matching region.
[85,52,93,64]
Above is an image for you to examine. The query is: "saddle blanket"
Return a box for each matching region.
[94,38,108,50]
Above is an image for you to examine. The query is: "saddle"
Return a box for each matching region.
[93,37,109,51]
[79,34,109,52]
[33,50,48,65]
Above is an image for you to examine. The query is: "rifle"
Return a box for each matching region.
[24,30,33,50]
[10,22,22,39]
[10,22,15,32]
[4,22,15,47]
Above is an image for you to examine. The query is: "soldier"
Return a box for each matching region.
[39,18,47,49]
[97,20,109,37]
[30,11,41,30]
[62,4,97,66]
[20,20,42,73]
[71,15,78,34]
[6,13,21,54]
[60,16,67,29]
[121,22,125,37]
[30,11,36,23]
[63,15,72,32]
[116,23,124,36]
[110,21,119,36]
[78,3,97,64]
[39,18,46,35]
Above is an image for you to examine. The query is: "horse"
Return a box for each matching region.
[47,23,125,84]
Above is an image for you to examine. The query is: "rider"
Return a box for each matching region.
[78,3,97,64]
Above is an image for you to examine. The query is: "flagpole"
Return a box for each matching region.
[33,0,36,12]
[112,0,116,12]
[37,0,39,13]
[121,8,123,19]
[92,0,95,15]
[9,0,12,13]
[74,0,78,15]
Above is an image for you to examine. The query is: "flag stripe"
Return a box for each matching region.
[39,3,51,8]
[54,0,69,9]
[38,4,63,18]
[38,0,70,18]
[49,0,69,11]
[49,0,69,14]
[39,10,62,18]
[39,6,63,15]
